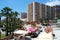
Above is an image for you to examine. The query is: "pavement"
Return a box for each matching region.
[10,31,53,40]
[32,31,53,40]
[35,24,60,40]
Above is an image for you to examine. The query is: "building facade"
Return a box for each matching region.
[53,5,60,19]
[27,2,54,22]
[20,12,27,22]
[20,12,27,19]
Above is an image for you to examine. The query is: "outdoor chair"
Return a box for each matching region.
[25,30,41,38]
[32,30,41,38]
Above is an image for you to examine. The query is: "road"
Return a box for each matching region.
[53,29,60,40]
[32,27,53,40]
[52,24,60,40]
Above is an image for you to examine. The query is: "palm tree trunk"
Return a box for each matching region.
[10,18,12,34]
[0,17,1,39]
[6,17,9,36]
[13,17,15,31]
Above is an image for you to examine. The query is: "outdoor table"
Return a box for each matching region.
[13,30,28,35]
[13,30,28,40]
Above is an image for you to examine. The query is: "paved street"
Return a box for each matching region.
[32,25,60,40]
[52,24,60,40]
[32,31,53,40]
[53,29,60,40]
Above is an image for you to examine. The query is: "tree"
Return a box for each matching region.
[10,11,19,31]
[0,10,4,28]
[1,7,24,37]
[39,18,44,23]
[15,18,24,30]
[0,12,2,27]
[1,7,12,36]
[0,12,2,39]
[58,12,60,19]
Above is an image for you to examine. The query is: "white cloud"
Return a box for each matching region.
[45,0,60,6]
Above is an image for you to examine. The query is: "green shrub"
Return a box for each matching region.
[1,34,6,39]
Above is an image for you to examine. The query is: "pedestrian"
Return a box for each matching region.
[45,25,52,33]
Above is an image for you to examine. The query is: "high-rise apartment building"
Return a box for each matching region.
[20,12,27,22]
[27,3,33,21]
[27,2,53,22]
[27,2,43,22]
[20,12,27,19]
[53,5,60,19]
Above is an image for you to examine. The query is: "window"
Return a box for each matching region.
[35,5,40,8]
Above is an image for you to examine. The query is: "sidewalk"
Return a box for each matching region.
[10,31,53,40]
[32,31,53,40]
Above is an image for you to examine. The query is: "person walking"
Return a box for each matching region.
[45,25,52,33]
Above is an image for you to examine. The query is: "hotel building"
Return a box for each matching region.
[53,5,60,19]
[27,2,54,22]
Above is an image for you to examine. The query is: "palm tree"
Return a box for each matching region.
[14,18,24,30]
[1,7,23,37]
[11,11,19,30]
[0,11,4,38]
[1,7,12,36]
[0,10,4,28]
[0,12,2,39]
[0,12,2,27]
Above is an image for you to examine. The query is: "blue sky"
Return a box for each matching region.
[0,0,50,12]
[0,0,60,13]
[0,0,60,19]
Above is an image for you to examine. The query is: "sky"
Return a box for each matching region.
[0,0,49,12]
[0,0,60,19]
[45,0,60,6]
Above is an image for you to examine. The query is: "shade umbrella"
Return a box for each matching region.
[13,30,28,34]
